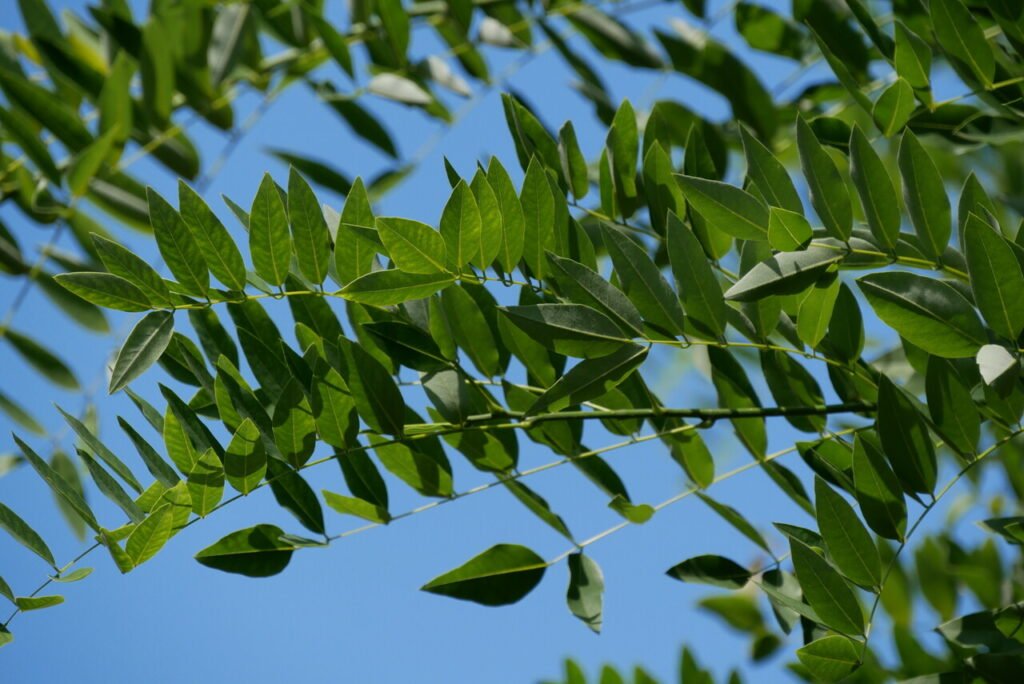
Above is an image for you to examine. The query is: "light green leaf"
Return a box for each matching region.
[67,129,118,198]
[109,311,175,394]
[195,524,296,577]
[797,116,851,241]
[767,207,812,251]
[376,217,448,274]
[54,273,151,312]
[486,158,526,273]
[125,502,174,567]
[790,538,865,635]
[91,235,172,308]
[148,188,208,297]
[796,635,861,682]
[178,182,247,291]
[323,490,390,524]
[338,337,406,437]
[894,21,931,90]
[858,272,986,358]
[340,270,454,306]
[520,157,556,279]
[796,272,841,348]
[15,595,63,611]
[249,174,292,287]
[872,77,915,136]
[814,477,881,589]
[421,544,547,606]
[469,170,503,269]
[186,448,224,518]
[440,180,482,271]
[898,130,951,260]
[567,553,604,633]
[287,168,332,285]
[58,406,142,493]
[224,418,267,495]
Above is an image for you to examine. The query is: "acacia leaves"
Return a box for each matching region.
[421,544,547,606]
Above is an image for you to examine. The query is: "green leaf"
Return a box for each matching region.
[79,448,144,523]
[0,501,55,568]
[125,502,174,567]
[376,217,448,275]
[852,433,907,541]
[858,272,986,358]
[797,116,851,241]
[877,375,936,496]
[340,270,454,306]
[849,124,900,250]
[790,539,865,635]
[666,555,751,589]
[98,51,133,144]
[664,213,727,339]
[307,11,353,77]
[58,406,142,493]
[287,168,332,285]
[724,247,841,302]
[323,490,390,524]
[224,418,267,495]
[3,330,78,389]
[92,234,173,308]
[797,273,841,349]
[796,636,861,682]
[814,478,881,589]
[67,129,118,198]
[559,122,589,200]
[740,126,801,213]
[440,180,482,271]
[15,435,98,532]
[469,170,503,269]
[440,285,500,377]
[338,337,406,437]
[930,0,995,87]
[373,432,452,498]
[894,21,931,91]
[964,214,1024,340]
[520,157,556,279]
[249,174,292,287]
[547,254,643,336]
[676,175,768,240]
[178,182,248,291]
[54,273,152,312]
[148,188,209,297]
[767,207,812,252]
[872,77,915,136]
[15,595,64,611]
[925,359,980,456]
[600,225,686,335]
[421,544,547,606]
[0,389,44,435]
[50,567,93,583]
[503,479,572,540]
[109,311,175,394]
[608,494,654,523]
[266,460,325,535]
[567,553,604,633]
[708,347,766,457]
[311,365,359,449]
[195,524,296,577]
[528,344,648,414]
[898,130,951,260]
[500,304,632,358]
[486,158,526,273]
[606,100,638,198]
[118,417,179,487]
[186,448,224,518]
[271,379,317,469]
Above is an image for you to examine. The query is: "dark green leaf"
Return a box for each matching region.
[877,375,937,495]
[797,116,851,241]
[724,248,841,302]
[109,311,175,394]
[249,173,291,287]
[676,175,768,240]
[421,544,547,606]
[178,182,248,291]
[266,460,325,535]
[600,225,686,335]
[898,131,951,260]
[195,524,296,577]
[815,477,881,589]
[54,273,151,312]
[666,555,751,589]
[0,501,55,568]
[340,270,454,306]
[790,539,865,635]
[500,304,632,358]
[148,188,209,297]
[796,636,861,682]
[849,124,900,250]
[964,214,1024,340]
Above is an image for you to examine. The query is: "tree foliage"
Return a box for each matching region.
[4,0,1024,681]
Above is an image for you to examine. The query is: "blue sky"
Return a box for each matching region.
[0,1,987,682]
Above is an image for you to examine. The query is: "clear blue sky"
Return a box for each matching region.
[0,2,979,682]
